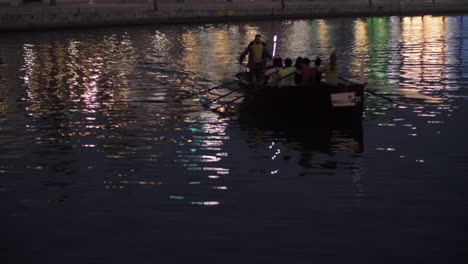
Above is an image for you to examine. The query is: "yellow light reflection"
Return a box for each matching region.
[398,16,448,102]
[316,19,330,50]
[350,18,369,79]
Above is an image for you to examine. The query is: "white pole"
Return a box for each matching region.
[272,35,277,57]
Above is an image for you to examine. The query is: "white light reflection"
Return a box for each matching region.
[81,57,103,109]
[287,20,314,56]
[388,16,402,85]
[20,44,36,100]
[203,167,229,175]
[191,201,220,206]
[200,155,221,162]
[271,148,281,160]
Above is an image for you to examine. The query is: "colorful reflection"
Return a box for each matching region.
[0,15,466,205]
[366,17,390,85]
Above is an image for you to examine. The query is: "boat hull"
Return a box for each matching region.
[237,81,364,122]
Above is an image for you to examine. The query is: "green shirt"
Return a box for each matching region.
[279,66,297,87]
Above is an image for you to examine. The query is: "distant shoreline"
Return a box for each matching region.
[1,1,467,31]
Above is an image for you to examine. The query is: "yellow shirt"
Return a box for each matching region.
[323,63,340,85]
[252,42,263,63]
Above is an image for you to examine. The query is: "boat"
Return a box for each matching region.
[234,72,365,122]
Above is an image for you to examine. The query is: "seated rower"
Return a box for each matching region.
[278,58,296,87]
[264,57,283,86]
[294,57,303,85]
[323,53,340,86]
[298,57,319,87]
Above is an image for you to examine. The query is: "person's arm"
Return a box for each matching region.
[239,45,251,63]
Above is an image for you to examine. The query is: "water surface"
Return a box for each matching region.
[1,15,467,263]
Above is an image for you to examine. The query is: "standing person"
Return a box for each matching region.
[239,34,272,80]
[279,58,296,87]
[323,53,340,86]
[298,57,318,87]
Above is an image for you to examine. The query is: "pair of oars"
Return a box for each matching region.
[175,79,239,102]
[208,70,299,114]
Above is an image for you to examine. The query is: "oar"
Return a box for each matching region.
[339,77,397,105]
[214,71,296,109]
[202,87,244,107]
[365,89,397,104]
[210,72,297,116]
[176,80,238,101]
[340,61,398,104]
[211,94,246,113]
[210,72,296,115]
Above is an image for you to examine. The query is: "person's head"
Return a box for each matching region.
[284,58,292,68]
[301,57,311,68]
[295,57,302,65]
[254,34,262,44]
[273,57,283,67]
[315,57,322,67]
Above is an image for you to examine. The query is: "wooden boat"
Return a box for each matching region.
[234,72,365,122]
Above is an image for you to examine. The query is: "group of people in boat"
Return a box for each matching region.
[239,34,340,87]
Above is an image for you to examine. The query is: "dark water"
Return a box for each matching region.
[1,16,467,263]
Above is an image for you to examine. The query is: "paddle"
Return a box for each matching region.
[175,80,238,102]
[338,62,397,105]
[211,94,246,113]
[211,71,297,110]
[364,89,397,104]
[210,71,301,116]
[202,86,244,107]
[208,70,298,116]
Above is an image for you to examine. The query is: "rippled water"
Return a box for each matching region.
[1,15,468,263]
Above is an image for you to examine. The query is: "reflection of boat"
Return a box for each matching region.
[235,72,365,121]
[238,108,364,155]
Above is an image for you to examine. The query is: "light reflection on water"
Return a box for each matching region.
[0,15,467,263]
[0,15,467,208]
